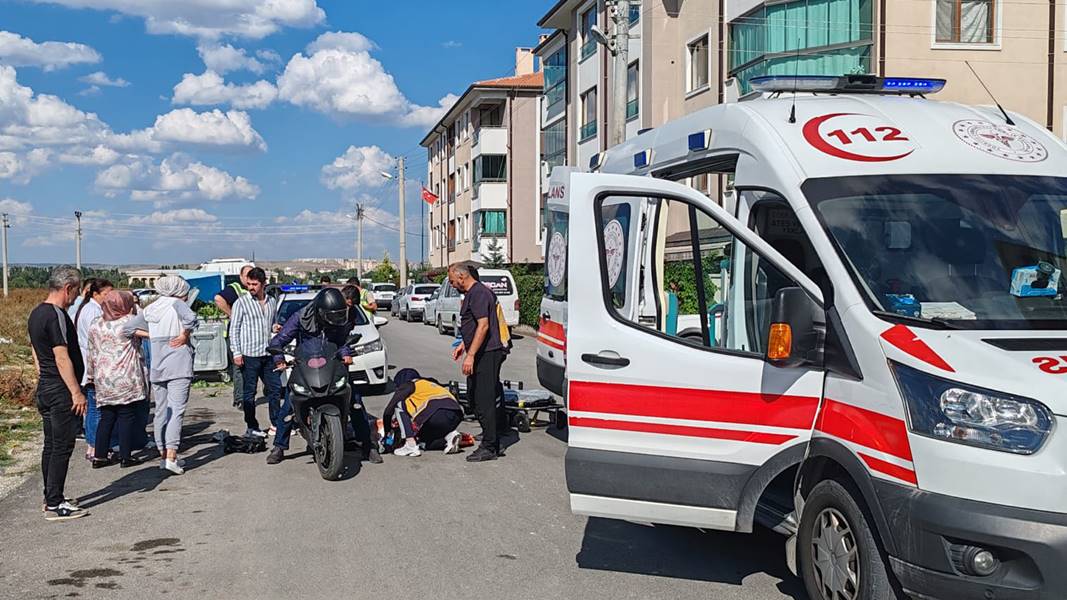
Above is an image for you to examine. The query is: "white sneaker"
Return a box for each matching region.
[247,428,268,438]
[159,458,186,469]
[444,430,462,455]
[163,459,185,475]
[394,443,422,457]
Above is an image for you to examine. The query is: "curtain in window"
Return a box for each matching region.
[960,0,992,43]
[482,211,506,235]
[936,0,957,41]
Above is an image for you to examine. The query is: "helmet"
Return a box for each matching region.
[314,288,349,327]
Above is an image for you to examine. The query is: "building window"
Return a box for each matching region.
[687,35,709,92]
[580,87,597,141]
[580,7,598,61]
[542,118,567,172]
[543,45,568,120]
[626,61,639,121]
[936,0,995,44]
[629,1,641,26]
[473,155,507,184]
[480,210,507,237]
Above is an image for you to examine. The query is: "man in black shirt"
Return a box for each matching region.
[214,264,252,410]
[28,266,87,521]
[448,262,510,462]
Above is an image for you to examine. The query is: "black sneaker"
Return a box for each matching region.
[45,502,87,521]
[362,448,383,464]
[120,457,144,469]
[466,446,499,462]
[266,447,284,465]
[90,457,112,469]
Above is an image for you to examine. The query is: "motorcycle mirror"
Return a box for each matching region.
[345,333,362,347]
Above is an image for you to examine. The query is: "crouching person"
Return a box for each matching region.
[383,368,463,457]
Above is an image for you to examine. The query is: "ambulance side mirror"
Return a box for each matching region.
[766,287,825,369]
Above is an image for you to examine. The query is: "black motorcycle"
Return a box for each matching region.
[269,334,360,480]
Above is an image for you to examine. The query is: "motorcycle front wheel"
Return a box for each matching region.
[315,412,346,481]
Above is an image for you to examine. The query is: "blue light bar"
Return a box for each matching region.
[881,77,945,94]
[749,75,945,95]
[280,284,309,292]
[589,152,604,171]
[633,149,652,169]
[688,130,712,152]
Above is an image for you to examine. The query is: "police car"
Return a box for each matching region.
[544,75,1067,600]
[274,285,389,391]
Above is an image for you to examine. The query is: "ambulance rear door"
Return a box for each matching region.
[565,173,826,531]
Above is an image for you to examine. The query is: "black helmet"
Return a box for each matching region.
[315,288,349,327]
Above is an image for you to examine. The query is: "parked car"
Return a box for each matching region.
[434,279,463,335]
[371,283,397,311]
[433,268,519,333]
[422,285,443,326]
[275,288,389,392]
[390,285,406,317]
[398,283,440,322]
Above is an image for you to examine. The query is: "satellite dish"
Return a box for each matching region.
[589,25,610,48]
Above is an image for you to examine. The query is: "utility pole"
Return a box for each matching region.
[74,210,83,270]
[355,204,365,279]
[397,156,407,288]
[1,213,9,298]
[611,0,631,147]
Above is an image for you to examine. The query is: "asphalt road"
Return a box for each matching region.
[0,318,804,600]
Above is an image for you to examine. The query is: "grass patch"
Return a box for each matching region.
[0,289,43,466]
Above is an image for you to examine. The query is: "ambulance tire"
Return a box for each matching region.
[798,479,901,600]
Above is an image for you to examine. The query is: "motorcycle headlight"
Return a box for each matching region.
[891,362,1054,455]
[354,339,383,356]
[333,376,347,391]
[291,382,309,395]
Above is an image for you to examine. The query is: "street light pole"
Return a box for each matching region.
[2,213,9,298]
[611,0,631,146]
[74,210,82,270]
[356,204,365,279]
[398,156,407,288]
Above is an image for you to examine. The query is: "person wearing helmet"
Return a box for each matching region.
[265,288,382,465]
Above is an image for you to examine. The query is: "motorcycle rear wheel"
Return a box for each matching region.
[315,413,346,481]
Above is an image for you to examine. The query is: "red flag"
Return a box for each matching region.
[421,187,438,205]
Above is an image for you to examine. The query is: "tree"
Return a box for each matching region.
[484,238,506,268]
[369,252,399,284]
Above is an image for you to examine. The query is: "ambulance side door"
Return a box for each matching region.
[565,173,826,531]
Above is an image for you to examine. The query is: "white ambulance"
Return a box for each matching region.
[542,75,1067,600]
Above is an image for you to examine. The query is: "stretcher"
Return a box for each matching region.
[446,379,565,433]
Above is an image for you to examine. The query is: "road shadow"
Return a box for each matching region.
[575,517,806,599]
[545,422,568,444]
[78,418,225,509]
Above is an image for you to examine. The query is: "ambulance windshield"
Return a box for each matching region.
[805,174,1067,330]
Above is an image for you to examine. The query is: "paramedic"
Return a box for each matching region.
[382,368,464,457]
[448,262,509,462]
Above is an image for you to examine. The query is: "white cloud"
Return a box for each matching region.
[281,205,400,231]
[0,148,50,182]
[255,49,281,63]
[57,144,120,165]
[276,31,459,126]
[172,71,277,110]
[95,153,259,202]
[124,208,218,224]
[0,66,112,154]
[320,145,396,192]
[441,40,462,49]
[77,85,101,97]
[197,43,272,74]
[0,31,100,71]
[29,0,326,40]
[79,71,129,87]
[399,93,460,128]
[0,198,34,224]
[115,108,267,152]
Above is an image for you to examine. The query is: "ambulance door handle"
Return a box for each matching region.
[581,352,630,368]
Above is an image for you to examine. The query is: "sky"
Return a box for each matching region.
[0,0,547,265]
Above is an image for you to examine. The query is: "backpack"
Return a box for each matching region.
[222,434,267,454]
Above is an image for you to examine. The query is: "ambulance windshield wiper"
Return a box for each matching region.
[872,310,961,330]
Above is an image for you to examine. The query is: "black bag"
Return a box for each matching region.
[222,435,267,454]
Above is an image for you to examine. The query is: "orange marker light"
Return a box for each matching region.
[768,323,793,361]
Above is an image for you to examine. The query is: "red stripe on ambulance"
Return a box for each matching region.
[568,381,820,430]
[859,453,918,486]
[880,324,954,373]
[814,398,913,462]
[570,416,796,445]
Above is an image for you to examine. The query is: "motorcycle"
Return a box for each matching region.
[269,333,361,480]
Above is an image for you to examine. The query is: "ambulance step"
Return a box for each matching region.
[755,500,798,537]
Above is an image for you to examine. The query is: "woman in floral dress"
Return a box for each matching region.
[86,291,148,468]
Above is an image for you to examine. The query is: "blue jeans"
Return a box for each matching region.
[82,386,119,452]
[240,355,281,432]
[273,387,370,451]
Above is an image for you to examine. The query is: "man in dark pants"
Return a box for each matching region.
[229,268,281,438]
[214,264,252,409]
[448,262,510,462]
[28,266,88,520]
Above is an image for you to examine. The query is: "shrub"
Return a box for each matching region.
[516,274,543,328]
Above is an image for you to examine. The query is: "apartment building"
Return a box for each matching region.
[421,50,544,269]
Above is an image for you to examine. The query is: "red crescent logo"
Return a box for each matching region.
[803,113,915,162]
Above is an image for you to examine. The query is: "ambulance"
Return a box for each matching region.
[540,75,1067,600]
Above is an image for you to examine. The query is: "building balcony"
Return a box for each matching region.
[448,155,455,174]
[472,127,507,158]
[579,121,597,143]
[580,39,597,62]
[472,181,507,212]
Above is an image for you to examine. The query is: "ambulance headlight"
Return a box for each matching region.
[891,362,1054,455]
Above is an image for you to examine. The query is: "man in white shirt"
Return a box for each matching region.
[229,268,280,437]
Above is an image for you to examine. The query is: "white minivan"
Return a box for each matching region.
[547,75,1067,600]
[436,267,520,333]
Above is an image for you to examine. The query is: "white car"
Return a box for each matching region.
[398,283,439,322]
[435,268,520,333]
[371,283,397,312]
[274,289,389,391]
[422,284,444,326]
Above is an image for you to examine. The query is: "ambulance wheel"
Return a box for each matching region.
[512,412,531,433]
[798,479,900,600]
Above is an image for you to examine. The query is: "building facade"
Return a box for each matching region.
[421,52,544,269]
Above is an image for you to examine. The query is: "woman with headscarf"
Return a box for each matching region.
[86,291,148,468]
[380,368,465,458]
[123,276,198,475]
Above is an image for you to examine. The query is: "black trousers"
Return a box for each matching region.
[96,402,141,462]
[417,409,464,451]
[36,385,78,507]
[467,349,506,451]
